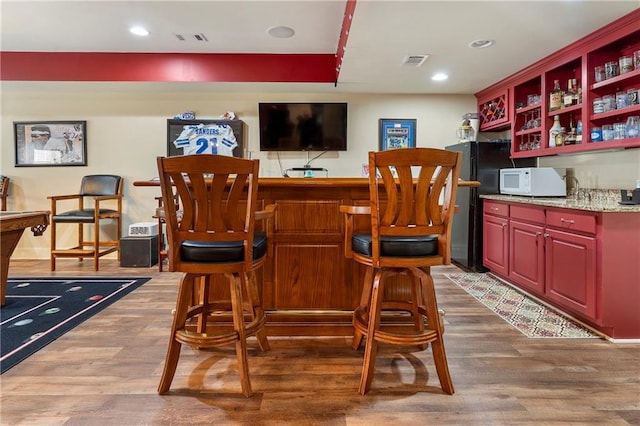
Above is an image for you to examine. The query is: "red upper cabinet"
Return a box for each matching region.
[585,28,640,152]
[478,9,640,158]
[477,87,510,131]
[512,76,543,153]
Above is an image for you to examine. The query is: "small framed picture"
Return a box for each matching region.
[378,118,416,151]
[14,121,87,167]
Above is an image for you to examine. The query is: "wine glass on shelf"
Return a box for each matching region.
[534,134,541,150]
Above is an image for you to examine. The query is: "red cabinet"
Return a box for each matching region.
[509,219,545,296]
[485,203,598,319]
[508,204,546,296]
[478,88,509,131]
[483,201,509,276]
[483,197,640,339]
[476,9,640,158]
[544,227,597,318]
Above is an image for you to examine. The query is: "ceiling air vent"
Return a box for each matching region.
[173,33,209,42]
[402,54,429,67]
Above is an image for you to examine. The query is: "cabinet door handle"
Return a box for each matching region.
[536,231,542,236]
[560,218,575,224]
[543,233,549,238]
[502,223,507,228]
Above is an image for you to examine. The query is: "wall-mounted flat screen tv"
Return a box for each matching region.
[259,102,347,151]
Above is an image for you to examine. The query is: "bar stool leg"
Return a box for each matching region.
[158,273,195,394]
[247,269,270,352]
[352,266,374,350]
[419,269,454,395]
[410,271,428,351]
[230,272,252,397]
[358,269,384,395]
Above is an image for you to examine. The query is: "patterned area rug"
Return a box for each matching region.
[1,277,150,373]
[445,272,601,338]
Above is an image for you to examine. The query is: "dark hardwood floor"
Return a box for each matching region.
[1,260,639,425]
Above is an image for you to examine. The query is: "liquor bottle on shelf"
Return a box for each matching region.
[569,114,575,132]
[563,79,575,108]
[556,127,567,146]
[574,79,582,105]
[549,115,562,147]
[576,120,583,143]
[549,80,563,111]
[564,127,576,145]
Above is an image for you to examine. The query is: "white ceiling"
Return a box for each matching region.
[1,0,638,94]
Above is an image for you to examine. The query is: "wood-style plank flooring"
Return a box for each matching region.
[1,260,639,425]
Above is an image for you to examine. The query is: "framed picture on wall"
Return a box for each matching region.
[14,121,87,167]
[378,118,416,151]
[167,119,245,158]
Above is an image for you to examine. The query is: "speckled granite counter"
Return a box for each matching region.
[480,194,640,213]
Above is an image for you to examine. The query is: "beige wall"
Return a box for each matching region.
[539,150,640,191]
[2,82,639,259]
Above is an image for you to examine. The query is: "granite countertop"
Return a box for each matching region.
[481,193,640,213]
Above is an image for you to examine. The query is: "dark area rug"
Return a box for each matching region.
[1,277,150,374]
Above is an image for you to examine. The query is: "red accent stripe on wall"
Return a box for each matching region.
[335,0,357,84]
[0,52,336,83]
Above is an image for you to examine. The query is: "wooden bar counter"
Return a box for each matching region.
[135,177,479,336]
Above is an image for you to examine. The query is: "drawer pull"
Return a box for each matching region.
[560,218,575,224]
[491,207,500,211]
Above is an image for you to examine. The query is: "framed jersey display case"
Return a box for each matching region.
[166,119,245,158]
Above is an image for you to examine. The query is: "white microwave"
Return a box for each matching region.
[499,167,566,197]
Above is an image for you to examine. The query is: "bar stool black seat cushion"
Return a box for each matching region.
[181,231,267,263]
[53,208,119,223]
[352,233,438,257]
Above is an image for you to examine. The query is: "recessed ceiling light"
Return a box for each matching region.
[267,26,295,39]
[432,73,448,81]
[130,26,149,37]
[469,39,493,49]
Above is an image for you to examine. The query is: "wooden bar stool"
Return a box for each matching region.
[153,194,179,272]
[156,154,274,397]
[341,148,462,395]
[48,174,123,271]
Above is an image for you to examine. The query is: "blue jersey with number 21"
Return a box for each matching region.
[173,124,238,156]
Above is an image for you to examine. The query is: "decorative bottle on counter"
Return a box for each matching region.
[549,80,563,111]
[549,115,562,147]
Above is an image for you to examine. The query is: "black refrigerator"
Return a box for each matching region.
[445,141,535,272]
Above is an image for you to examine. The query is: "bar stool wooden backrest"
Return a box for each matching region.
[341,147,462,395]
[156,154,272,397]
